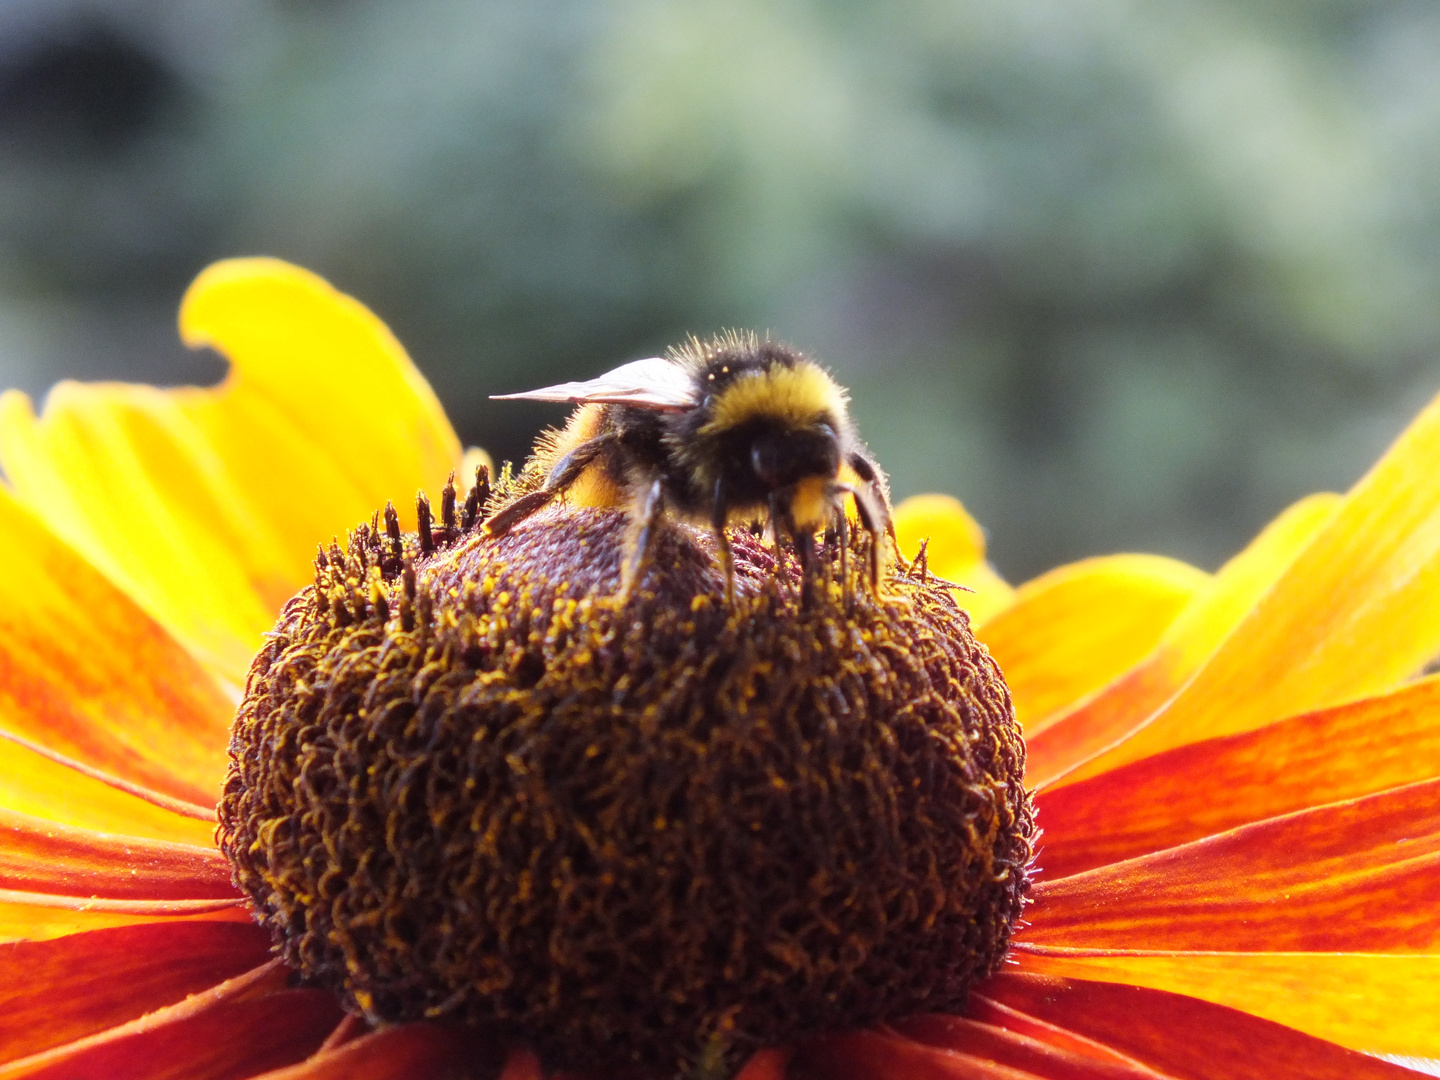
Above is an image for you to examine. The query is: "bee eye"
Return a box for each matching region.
[815,422,836,441]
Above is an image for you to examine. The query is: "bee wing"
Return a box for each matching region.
[491,357,698,412]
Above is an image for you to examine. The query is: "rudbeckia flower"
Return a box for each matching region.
[0,257,1436,1079]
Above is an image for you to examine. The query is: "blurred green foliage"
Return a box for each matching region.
[2,0,1439,578]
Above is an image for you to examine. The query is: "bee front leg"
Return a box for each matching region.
[767,490,791,585]
[795,527,819,609]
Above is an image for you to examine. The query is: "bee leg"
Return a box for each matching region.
[710,480,735,606]
[831,493,852,610]
[620,477,666,602]
[767,489,798,588]
[846,449,899,576]
[766,491,785,582]
[849,484,887,595]
[486,433,616,537]
[795,527,819,609]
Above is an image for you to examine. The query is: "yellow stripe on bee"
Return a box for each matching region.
[699,363,846,436]
[791,476,832,530]
[532,404,626,508]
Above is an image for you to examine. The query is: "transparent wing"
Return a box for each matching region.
[491,356,697,412]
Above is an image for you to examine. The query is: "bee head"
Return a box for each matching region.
[749,420,841,491]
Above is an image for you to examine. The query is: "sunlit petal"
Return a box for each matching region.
[0,259,462,682]
[0,488,231,804]
[1008,952,1440,1060]
[887,1013,1157,1077]
[976,554,1208,730]
[1037,676,1440,877]
[1026,492,1340,784]
[0,734,216,846]
[1059,388,1440,783]
[0,901,250,946]
[0,808,232,901]
[893,494,1016,624]
[1027,778,1440,951]
[976,972,1422,1079]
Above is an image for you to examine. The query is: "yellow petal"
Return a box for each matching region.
[1060,385,1440,782]
[976,554,1209,731]
[893,494,1016,624]
[1011,950,1440,1061]
[0,259,462,682]
[1028,491,1340,786]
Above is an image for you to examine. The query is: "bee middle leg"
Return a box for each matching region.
[826,484,852,607]
[710,478,735,605]
[619,477,666,601]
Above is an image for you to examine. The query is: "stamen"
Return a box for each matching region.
[221,496,1033,1077]
[441,473,458,535]
[416,492,435,555]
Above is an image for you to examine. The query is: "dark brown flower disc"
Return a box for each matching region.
[218,480,1034,1078]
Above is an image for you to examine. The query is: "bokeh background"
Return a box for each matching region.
[3,0,1440,580]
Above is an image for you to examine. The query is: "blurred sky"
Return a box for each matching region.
[3,0,1440,579]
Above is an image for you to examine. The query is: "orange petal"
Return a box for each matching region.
[975,972,1423,1079]
[975,554,1209,730]
[1008,952,1440,1061]
[733,1048,794,1080]
[1025,777,1440,952]
[0,487,232,803]
[252,1025,493,1080]
[1025,492,1341,785]
[0,897,250,945]
[796,1027,1060,1078]
[0,921,270,1064]
[893,495,1016,625]
[497,1048,545,1080]
[0,258,462,682]
[0,733,216,847]
[891,1012,1163,1079]
[0,960,341,1080]
[0,807,233,901]
[1060,387,1440,784]
[1036,675,1440,877]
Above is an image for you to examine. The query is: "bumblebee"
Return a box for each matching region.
[488,332,894,600]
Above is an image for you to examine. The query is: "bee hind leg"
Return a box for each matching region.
[485,433,616,537]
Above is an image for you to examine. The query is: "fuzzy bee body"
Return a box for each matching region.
[489,333,893,598]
